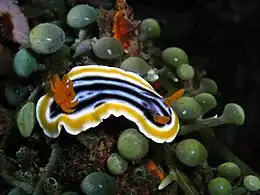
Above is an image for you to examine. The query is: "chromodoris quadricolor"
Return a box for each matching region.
[36,65,182,143]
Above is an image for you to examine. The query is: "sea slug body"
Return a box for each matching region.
[36,65,180,143]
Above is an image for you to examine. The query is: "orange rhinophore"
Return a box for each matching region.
[147,160,165,180]
[164,88,185,107]
[152,89,185,124]
[50,74,78,113]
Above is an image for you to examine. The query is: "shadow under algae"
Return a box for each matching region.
[0,0,259,195]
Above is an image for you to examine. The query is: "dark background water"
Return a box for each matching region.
[125,0,260,173]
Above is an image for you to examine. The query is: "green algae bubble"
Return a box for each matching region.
[117,128,149,161]
[120,57,150,76]
[197,78,218,95]
[162,47,188,69]
[29,23,65,54]
[208,177,232,195]
[67,4,97,28]
[194,93,217,114]
[217,162,241,181]
[221,103,245,125]
[107,153,128,175]
[243,175,260,191]
[81,172,118,195]
[172,97,202,121]
[13,48,40,78]
[139,18,161,40]
[176,139,208,167]
[93,37,124,60]
[176,64,195,80]
[16,101,36,138]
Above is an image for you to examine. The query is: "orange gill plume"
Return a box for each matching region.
[50,74,78,113]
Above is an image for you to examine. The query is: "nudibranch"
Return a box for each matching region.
[36,65,183,143]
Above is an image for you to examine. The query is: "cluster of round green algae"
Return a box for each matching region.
[92,37,124,60]
[217,162,241,181]
[117,128,149,161]
[159,46,195,82]
[80,172,118,195]
[29,23,65,54]
[175,139,208,167]
[159,45,244,132]
[13,48,40,78]
[172,97,202,121]
[139,18,161,40]
[106,153,128,175]
[208,177,232,195]
[162,47,189,69]
[67,4,97,29]
[120,57,150,76]
[243,175,260,191]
